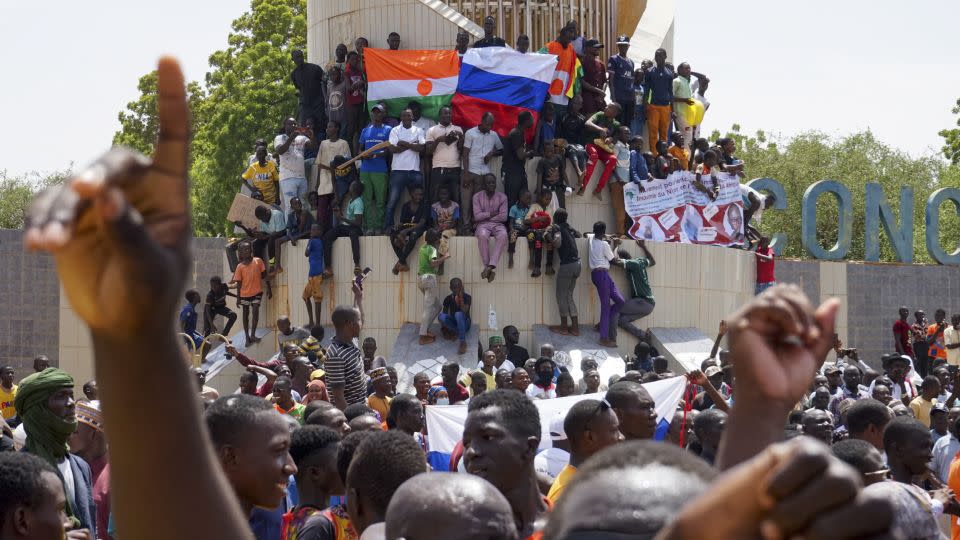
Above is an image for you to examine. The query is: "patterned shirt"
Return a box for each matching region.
[325,337,367,406]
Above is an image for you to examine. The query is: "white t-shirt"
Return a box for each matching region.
[945,326,960,367]
[274,134,309,181]
[586,234,614,270]
[427,124,464,168]
[534,447,570,481]
[57,458,76,508]
[389,124,426,172]
[413,117,437,132]
[464,127,503,175]
[740,184,766,223]
[526,383,557,400]
[691,79,711,111]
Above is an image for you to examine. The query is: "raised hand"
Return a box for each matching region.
[25,58,190,337]
[718,319,728,336]
[726,284,839,409]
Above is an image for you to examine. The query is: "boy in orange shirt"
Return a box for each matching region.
[229,241,273,347]
[667,132,690,171]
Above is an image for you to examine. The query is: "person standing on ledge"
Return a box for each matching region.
[549,208,583,337]
[587,222,624,348]
[417,228,449,346]
[472,15,506,48]
[614,239,656,339]
[290,49,326,128]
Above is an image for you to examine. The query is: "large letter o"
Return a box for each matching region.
[801,180,853,260]
[925,188,960,265]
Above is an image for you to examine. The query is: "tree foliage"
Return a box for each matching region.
[718,126,960,264]
[0,168,71,229]
[112,0,306,235]
[939,98,960,165]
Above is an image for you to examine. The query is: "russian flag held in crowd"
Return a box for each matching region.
[424,375,687,472]
[452,47,558,139]
[363,48,460,120]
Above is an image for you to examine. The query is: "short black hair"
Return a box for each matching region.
[337,431,376,485]
[922,375,940,390]
[556,372,575,386]
[304,400,336,424]
[883,416,930,450]
[185,289,200,302]
[845,399,892,435]
[693,408,727,433]
[204,394,275,449]
[310,325,325,340]
[831,439,882,475]
[347,431,427,515]
[344,403,378,422]
[564,399,603,444]
[0,453,57,530]
[606,380,648,410]
[553,207,568,224]
[386,393,421,429]
[289,425,341,469]
[331,304,360,328]
[467,389,541,440]
[592,221,607,236]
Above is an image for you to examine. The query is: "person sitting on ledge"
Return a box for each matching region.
[390,184,428,274]
[322,180,364,277]
[473,174,508,283]
[439,277,472,354]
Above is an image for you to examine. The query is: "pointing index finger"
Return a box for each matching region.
[152,56,189,181]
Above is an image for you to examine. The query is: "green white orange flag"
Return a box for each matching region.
[363,48,460,120]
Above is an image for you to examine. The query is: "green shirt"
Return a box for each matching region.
[588,111,621,136]
[276,402,307,424]
[419,244,438,276]
[623,258,654,304]
[346,197,364,222]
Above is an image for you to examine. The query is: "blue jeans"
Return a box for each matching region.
[755,281,776,295]
[384,170,423,228]
[439,312,470,342]
[280,177,308,214]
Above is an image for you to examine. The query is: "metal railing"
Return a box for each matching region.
[447,0,618,53]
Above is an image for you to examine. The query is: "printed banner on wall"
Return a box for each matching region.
[625,171,745,246]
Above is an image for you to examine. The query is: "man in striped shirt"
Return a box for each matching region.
[326,284,367,410]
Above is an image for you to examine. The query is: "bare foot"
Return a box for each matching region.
[545,265,555,276]
[392,263,400,275]
[593,190,603,201]
[398,263,409,273]
[531,269,541,278]
[549,325,570,335]
[576,187,586,196]
[569,326,581,336]
[458,341,467,354]
[487,269,496,283]
[598,338,617,348]
[418,335,436,345]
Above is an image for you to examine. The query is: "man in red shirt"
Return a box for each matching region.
[438,361,470,405]
[754,236,775,295]
[892,306,915,361]
[580,39,607,115]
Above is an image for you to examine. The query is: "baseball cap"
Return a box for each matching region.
[371,102,386,112]
[549,411,567,441]
[584,39,604,49]
[616,35,630,45]
[823,365,841,375]
[704,366,722,378]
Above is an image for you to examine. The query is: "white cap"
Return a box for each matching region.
[549,411,567,441]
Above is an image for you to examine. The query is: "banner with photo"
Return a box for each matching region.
[625,171,745,246]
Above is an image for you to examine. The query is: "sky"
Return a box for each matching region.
[2,0,958,178]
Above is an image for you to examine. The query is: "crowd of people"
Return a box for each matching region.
[7,19,946,540]
[226,18,777,348]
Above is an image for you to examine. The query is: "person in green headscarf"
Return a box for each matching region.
[14,367,96,536]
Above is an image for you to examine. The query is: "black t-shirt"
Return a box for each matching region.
[537,156,566,187]
[442,292,472,318]
[473,36,507,48]
[292,62,326,103]
[398,201,428,227]
[507,344,530,365]
[501,129,528,177]
[560,113,586,146]
[206,285,228,309]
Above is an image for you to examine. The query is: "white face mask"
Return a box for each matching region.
[436,398,450,406]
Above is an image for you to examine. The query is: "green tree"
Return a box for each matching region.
[939,98,960,165]
[0,168,72,229]
[112,0,306,235]
[717,127,960,264]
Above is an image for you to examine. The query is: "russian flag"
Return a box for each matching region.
[424,375,688,471]
[452,47,558,141]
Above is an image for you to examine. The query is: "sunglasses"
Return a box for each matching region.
[586,398,613,429]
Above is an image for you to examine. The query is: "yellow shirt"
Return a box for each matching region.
[367,394,392,420]
[460,370,496,396]
[0,384,17,419]
[547,463,577,504]
[909,396,937,427]
[241,160,280,205]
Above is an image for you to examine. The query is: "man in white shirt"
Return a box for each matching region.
[587,221,625,348]
[274,117,317,214]
[526,357,558,399]
[384,108,426,230]
[931,408,960,482]
[461,112,503,232]
[534,412,571,481]
[426,106,463,204]
[944,314,960,369]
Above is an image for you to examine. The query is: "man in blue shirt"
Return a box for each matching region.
[358,103,392,234]
[643,48,674,151]
[607,35,636,127]
[303,224,325,327]
[180,289,204,350]
[629,136,652,185]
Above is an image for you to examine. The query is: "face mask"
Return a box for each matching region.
[436,398,450,406]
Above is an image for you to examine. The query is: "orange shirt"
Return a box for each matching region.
[950,452,960,539]
[233,257,266,298]
[668,146,690,170]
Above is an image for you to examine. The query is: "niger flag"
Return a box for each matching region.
[363,49,460,121]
